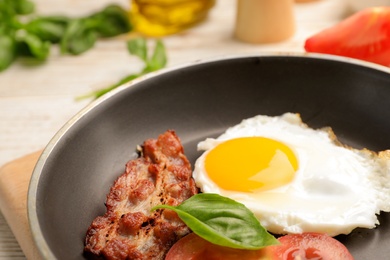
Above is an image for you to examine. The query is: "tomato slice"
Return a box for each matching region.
[165,232,353,260]
[268,233,354,260]
[165,233,272,260]
[304,7,390,66]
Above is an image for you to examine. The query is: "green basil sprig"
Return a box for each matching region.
[0,0,132,72]
[152,193,279,250]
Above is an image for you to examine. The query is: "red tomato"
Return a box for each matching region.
[165,233,272,260]
[268,233,354,260]
[304,7,390,66]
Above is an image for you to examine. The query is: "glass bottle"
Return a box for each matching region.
[130,0,216,36]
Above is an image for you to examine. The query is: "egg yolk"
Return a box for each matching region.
[204,137,298,192]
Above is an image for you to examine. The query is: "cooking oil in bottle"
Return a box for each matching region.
[130,0,216,36]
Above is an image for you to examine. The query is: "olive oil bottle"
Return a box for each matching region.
[130,0,216,36]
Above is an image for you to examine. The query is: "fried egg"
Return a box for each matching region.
[193,113,390,236]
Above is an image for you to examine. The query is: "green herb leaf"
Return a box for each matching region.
[16,31,50,60]
[127,37,148,62]
[0,34,17,71]
[89,4,132,38]
[0,1,133,72]
[25,16,69,43]
[60,18,97,55]
[152,193,279,250]
[145,39,167,72]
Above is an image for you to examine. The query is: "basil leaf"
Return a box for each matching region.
[0,34,16,71]
[16,31,50,60]
[90,4,132,38]
[60,18,97,55]
[127,37,148,62]
[127,38,167,73]
[145,39,167,72]
[25,16,69,43]
[152,193,278,250]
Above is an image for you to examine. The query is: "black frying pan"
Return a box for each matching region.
[28,54,390,259]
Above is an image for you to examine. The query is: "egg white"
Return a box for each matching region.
[193,113,390,236]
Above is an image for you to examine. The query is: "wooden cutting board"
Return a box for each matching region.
[0,151,43,260]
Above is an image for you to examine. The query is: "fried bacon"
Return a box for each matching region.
[84,130,199,260]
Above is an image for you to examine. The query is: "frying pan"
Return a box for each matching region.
[28,54,390,259]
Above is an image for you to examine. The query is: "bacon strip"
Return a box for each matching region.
[84,130,198,260]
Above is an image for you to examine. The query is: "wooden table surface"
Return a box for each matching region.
[0,0,351,258]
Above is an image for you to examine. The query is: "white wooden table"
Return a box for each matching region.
[0,0,351,258]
